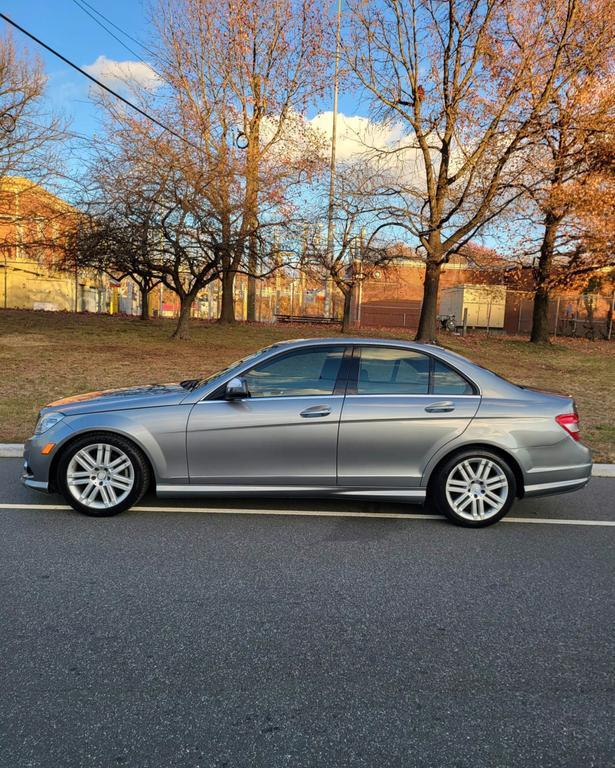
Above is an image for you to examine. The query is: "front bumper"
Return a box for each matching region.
[21,437,52,493]
[21,474,50,492]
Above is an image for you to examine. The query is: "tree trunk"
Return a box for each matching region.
[139,284,149,321]
[415,258,442,342]
[530,288,551,343]
[530,213,560,344]
[171,295,194,340]
[341,287,353,333]
[219,269,236,324]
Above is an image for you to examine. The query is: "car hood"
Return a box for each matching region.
[43,383,188,415]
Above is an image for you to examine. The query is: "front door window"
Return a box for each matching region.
[242,346,345,398]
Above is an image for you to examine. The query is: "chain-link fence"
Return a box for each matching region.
[504,291,615,340]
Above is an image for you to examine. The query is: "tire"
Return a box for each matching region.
[56,433,151,517]
[430,449,517,528]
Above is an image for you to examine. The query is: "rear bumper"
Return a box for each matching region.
[524,474,590,498]
[519,440,592,498]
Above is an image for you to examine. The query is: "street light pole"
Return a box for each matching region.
[324,0,342,319]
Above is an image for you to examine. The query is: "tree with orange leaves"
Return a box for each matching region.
[344,0,613,342]
[148,0,328,324]
[562,136,615,267]
[524,40,615,342]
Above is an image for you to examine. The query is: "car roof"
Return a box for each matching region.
[189,335,530,401]
[266,337,519,398]
[274,336,440,351]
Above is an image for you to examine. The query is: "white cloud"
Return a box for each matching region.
[309,111,409,160]
[84,55,162,92]
[310,111,426,188]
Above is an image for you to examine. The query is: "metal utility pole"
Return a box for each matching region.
[324,0,342,318]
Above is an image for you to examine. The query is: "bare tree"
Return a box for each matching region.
[139,0,328,323]
[344,0,607,341]
[0,31,67,276]
[65,205,163,321]
[302,164,397,331]
[0,32,65,180]
[68,136,224,339]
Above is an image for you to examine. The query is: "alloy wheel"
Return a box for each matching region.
[445,457,509,522]
[66,443,135,510]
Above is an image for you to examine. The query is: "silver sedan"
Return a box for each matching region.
[22,338,592,527]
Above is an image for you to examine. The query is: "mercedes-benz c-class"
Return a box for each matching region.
[22,338,592,527]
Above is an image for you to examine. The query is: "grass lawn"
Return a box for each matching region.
[1,308,614,462]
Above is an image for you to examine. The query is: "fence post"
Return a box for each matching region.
[554,296,560,337]
[517,299,523,334]
[608,292,615,341]
[462,307,468,337]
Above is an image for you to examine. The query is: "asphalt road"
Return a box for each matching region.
[1,457,614,768]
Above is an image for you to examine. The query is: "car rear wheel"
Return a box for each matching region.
[431,450,516,527]
[57,434,150,517]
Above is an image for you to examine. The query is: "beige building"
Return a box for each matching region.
[0,177,121,313]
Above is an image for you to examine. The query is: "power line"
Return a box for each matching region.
[69,0,150,66]
[68,0,169,93]
[70,0,158,60]
[0,12,196,150]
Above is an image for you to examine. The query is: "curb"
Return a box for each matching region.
[0,444,25,458]
[0,444,613,476]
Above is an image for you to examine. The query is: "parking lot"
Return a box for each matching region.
[1,456,614,767]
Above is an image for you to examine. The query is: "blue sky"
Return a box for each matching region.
[3,1,501,252]
[4,0,163,140]
[3,0,364,143]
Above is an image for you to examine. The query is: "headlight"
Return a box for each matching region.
[34,412,65,435]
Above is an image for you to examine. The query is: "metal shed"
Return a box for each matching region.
[439,284,507,329]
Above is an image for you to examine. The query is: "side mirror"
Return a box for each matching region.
[225,377,250,400]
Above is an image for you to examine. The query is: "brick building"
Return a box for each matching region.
[352,245,614,336]
[354,246,511,329]
[0,177,118,313]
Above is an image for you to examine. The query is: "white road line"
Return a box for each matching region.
[504,517,615,527]
[0,502,614,526]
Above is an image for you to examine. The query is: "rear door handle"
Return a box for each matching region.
[300,405,332,418]
[425,401,455,413]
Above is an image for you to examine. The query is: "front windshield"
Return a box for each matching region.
[184,344,282,390]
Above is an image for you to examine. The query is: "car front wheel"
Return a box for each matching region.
[57,434,150,517]
[431,450,516,527]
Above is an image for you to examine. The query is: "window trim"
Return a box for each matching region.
[206,344,353,401]
[346,345,479,397]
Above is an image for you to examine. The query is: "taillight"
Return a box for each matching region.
[556,413,581,441]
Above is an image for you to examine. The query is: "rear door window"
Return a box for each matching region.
[354,346,476,395]
[356,348,430,394]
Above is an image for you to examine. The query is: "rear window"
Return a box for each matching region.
[432,360,474,395]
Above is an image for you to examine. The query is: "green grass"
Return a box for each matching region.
[1,308,613,461]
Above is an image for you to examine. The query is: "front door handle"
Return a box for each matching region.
[300,405,332,418]
[425,401,455,413]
